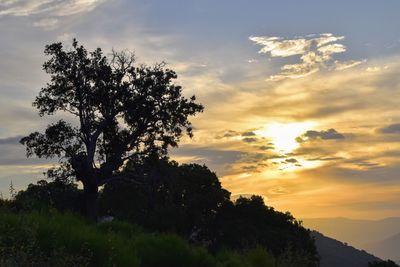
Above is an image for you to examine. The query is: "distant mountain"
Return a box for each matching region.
[365,232,400,263]
[302,217,400,248]
[312,231,381,267]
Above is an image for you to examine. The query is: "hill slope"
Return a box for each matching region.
[0,210,296,267]
[312,231,381,267]
[303,217,400,262]
[365,232,400,263]
[303,217,400,247]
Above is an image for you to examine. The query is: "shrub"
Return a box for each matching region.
[0,210,285,267]
[12,179,81,213]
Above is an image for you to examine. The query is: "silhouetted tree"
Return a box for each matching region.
[13,179,80,212]
[21,39,203,219]
[100,157,318,266]
[210,196,318,266]
[100,156,230,240]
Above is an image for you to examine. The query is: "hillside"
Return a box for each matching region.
[303,217,400,261]
[312,231,381,267]
[365,233,400,263]
[0,210,283,267]
[303,217,400,246]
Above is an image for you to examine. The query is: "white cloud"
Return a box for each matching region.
[247,59,258,63]
[335,59,366,71]
[0,0,107,28]
[0,0,105,16]
[366,65,389,72]
[249,33,365,81]
[56,32,76,42]
[33,17,58,29]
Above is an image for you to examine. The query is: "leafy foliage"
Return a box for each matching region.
[6,156,318,266]
[100,157,230,240]
[20,39,203,218]
[100,157,318,266]
[12,179,81,212]
[211,196,318,265]
[0,211,298,267]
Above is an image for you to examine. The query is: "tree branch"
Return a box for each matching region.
[98,173,147,186]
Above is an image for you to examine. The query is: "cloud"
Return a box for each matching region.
[215,130,239,139]
[307,156,344,162]
[285,158,298,164]
[378,123,400,134]
[0,135,23,145]
[366,66,389,72]
[334,60,366,70]
[242,137,257,143]
[171,145,245,176]
[259,145,274,150]
[33,17,58,29]
[0,0,105,16]
[241,165,259,172]
[249,33,365,81]
[296,128,345,143]
[349,160,383,169]
[0,0,107,29]
[216,130,258,139]
[268,186,290,195]
[242,131,256,137]
[247,59,258,63]
[0,142,53,166]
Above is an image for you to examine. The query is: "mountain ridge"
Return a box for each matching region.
[312,231,381,267]
[365,232,400,262]
[303,217,400,262]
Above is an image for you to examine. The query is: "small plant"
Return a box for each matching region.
[9,180,16,200]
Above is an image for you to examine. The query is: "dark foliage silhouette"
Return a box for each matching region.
[100,157,319,266]
[210,195,318,264]
[12,179,81,213]
[20,39,203,219]
[5,156,319,266]
[369,260,400,267]
[100,156,231,241]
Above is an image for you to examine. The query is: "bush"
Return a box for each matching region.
[245,247,276,267]
[12,179,81,213]
[0,210,288,267]
[0,211,138,266]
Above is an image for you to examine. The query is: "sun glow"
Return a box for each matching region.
[255,122,316,153]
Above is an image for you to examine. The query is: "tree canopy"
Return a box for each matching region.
[99,157,318,266]
[21,39,203,218]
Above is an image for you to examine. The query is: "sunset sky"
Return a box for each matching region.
[1,0,400,219]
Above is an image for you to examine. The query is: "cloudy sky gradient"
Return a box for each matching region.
[1,0,400,219]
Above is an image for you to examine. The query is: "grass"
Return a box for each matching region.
[0,210,284,267]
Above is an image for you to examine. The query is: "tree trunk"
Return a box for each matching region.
[83,182,98,221]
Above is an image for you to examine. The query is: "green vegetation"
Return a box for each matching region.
[4,158,318,267]
[0,210,308,267]
[102,158,318,264]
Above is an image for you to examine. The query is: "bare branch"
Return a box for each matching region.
[98,173,147,186]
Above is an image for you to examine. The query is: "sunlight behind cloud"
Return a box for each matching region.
[255,122,316,153]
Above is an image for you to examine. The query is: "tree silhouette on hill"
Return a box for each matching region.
[20,39,203,219]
